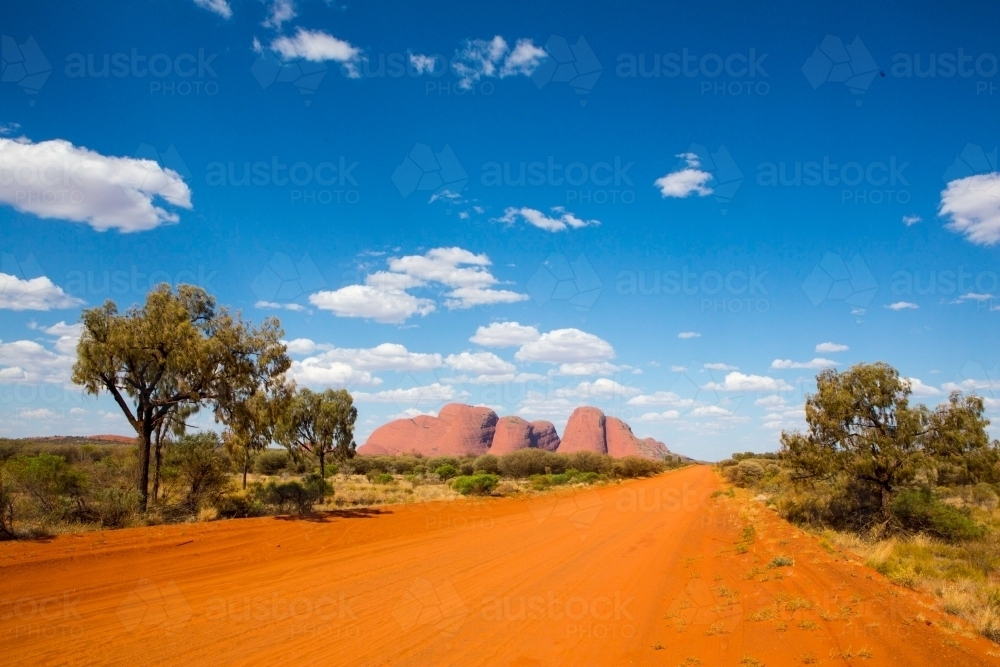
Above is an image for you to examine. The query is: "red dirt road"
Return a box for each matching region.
[2,466,997,665]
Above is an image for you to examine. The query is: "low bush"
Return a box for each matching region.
[254,449,290,475]
[168,433,230,510]
[725,460,765,488]
[498,449,566,478]
[529,469,607,490]
[451,473,500,495]
[611,456,664,478]
[473,455,500,475]
[5,453,88,522]
[366,471,394,485]
[0,472,16,539]
[214,488,267,518]
[434,464,458,480]
[262,474,331,514]
[890,488,984,541]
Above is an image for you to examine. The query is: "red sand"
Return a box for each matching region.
[1,466,996,665]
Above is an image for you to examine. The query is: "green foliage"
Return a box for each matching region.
[459,462,474,476]
[254,449,291,475]
[725,460,765,487]
[168,433,230,509]
[0,470,16,538]
[366,471,394,485]
[277,388,358,478]
[768,556,794,568]
[611,456,665,478]
[213,487,268,518]
[529,469,607,490]
[473,454,500,475]
[261,474,331,514]
[451,473,500,495]
[497,449,567,477]
[434,464,458,480]
[5,453,88,522]
[890,489,984,541]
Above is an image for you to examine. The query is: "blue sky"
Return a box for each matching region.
[1,0,999,460]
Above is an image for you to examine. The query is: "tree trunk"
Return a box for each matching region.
[137,419,153,513]
[242,460,249,490]
[319,450,325,479]
[152,430,163,501]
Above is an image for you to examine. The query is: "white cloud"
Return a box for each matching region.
[192,0,232,19]
[516,391,576,421]
[270,28,362,76]
[670,365,687,372]
[886,301,919,310]
[499,39,548,77]
[637,410,680,422]
[939,174,1000,245]
[284,338,319,355]
[954,292,994,303]
[388,247,527,310]
[902,214,922,226]
[496,206,599,232]
[761,405,807,430]
[754,395,786,408]
[309,285,435,324]
[288,361,380,388]
[316,248,526,323]
[20,408,57,420]
[444,351,515,375]
[0,137,192,232]
[905,377,942,397]
[452,36,547,89]
[470,321,540,347]
[445,372,545,385]
[770,358,837,370]
[409,54,438,74]
[557,362,620,376]
[815,342,848,353]
[262,0,296,29]
[555,378,641,400]
[255,300,307,312]
[627,391,694,408]
[0,273,82,311]
[678,331,701,339]
[515,328,615,364]
[704,362,738,371]
[301,343,441,372]
[0,339,75,385]
[388,408,438,420]
[690,405,734,417]
[654,153,713,198]
[354,383,465,403]
[703,372,793,392]
[41,321,82,355]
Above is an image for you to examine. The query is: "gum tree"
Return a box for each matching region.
[72,284,290,511]
[277,388,357,478]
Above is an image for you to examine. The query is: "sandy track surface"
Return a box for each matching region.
[2,466,997,665]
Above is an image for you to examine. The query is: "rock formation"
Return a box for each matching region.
[360,403,677,460]
[556,407,606,454]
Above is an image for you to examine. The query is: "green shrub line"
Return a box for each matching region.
[0,439,686,539]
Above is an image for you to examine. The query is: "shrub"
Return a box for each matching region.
[890,488,984,541]
[263,474,331,514]
[611,457,664,479]
[459,462,474,476]
[254,449,290,475]
[168,433,230,510]
[473,455,500,475]
[452,473,499,495]
[565,451,612,475]
[498,449,566,478]
[214,488,267,518]
[727,460,765,488]
[0,471,16,539]
[434,464,458,480]
[366,471,394,485]
[6,453,88,521]
[93,487,139,528]
[427,457,460,471]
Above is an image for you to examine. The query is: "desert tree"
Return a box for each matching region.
[221,382,293,488]
[277,388,357,479]
[781,362,994,516]
[72,284,290,511]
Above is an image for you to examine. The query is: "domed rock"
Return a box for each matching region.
[557,407,607,454]
[606,417,670,460]
[490,416,534,455]
[359,403,498,457]
[529,421,561,451]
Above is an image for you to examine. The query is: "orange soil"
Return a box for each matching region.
[1,466,997,666]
